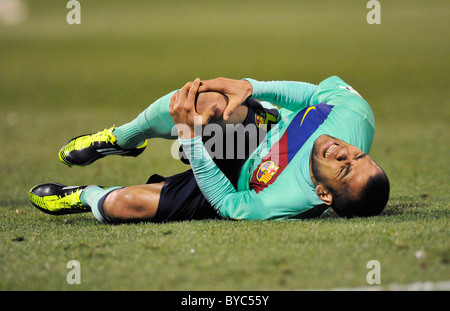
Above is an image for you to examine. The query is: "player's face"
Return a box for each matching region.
[310,135,381,203]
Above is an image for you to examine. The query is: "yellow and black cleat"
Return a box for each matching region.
[29,183,89,215]
[58,127,147,167]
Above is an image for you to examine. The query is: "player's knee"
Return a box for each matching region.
[104,188,147,220]
[196,92,226,120]
[196,91,248,125]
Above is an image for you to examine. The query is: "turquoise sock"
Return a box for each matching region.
[113,121,146,149]
[80,186,122,223]
[113,90,178,148]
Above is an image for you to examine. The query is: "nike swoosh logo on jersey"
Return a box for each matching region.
[300,106,316,126]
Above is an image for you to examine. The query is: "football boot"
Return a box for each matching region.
[58,127,147,167]
[29,183,89,215]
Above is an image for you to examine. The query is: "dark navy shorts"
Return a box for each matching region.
[147,170,220,223]
[147,98,279,223]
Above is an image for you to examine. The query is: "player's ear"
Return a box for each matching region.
[315,184,333,206]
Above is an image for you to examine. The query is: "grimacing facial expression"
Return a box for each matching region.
[310,135,382,202]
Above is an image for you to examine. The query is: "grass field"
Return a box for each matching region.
[0,0,448,291]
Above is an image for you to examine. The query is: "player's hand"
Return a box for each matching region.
[199,77,253,121]
[170,78,216,140]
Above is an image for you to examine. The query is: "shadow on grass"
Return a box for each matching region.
[319,196,444,221]
[382,195,437,216]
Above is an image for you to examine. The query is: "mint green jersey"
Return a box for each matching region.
[180,76,375,220]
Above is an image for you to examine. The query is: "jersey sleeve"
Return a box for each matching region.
[314,76,375,128]
[179,136,298,220]
[244,76,374,128]
[243,78,319,111]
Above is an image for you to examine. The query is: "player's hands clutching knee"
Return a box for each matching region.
[199,77,253,121]
[170,78,216,140]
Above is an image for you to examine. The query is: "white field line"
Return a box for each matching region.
[306,280,450,291]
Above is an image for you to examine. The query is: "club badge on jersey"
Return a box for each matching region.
[256,161,280,184]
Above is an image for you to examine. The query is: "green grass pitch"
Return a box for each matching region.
[0,0,448,290]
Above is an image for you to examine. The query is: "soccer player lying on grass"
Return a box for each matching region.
[29,76,390,223]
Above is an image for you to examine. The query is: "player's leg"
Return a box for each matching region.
[116,90,245,145]
[59,91,177,167]
[58,90,232,167]
[100,184,163,223]
[98,170,219,223]
[58,89,278,167]
[28,182,163,223]
[29,170,220,224]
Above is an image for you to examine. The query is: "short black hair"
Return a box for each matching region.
[331,170,390,218]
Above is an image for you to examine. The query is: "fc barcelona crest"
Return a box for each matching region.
[256,161,280,184]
